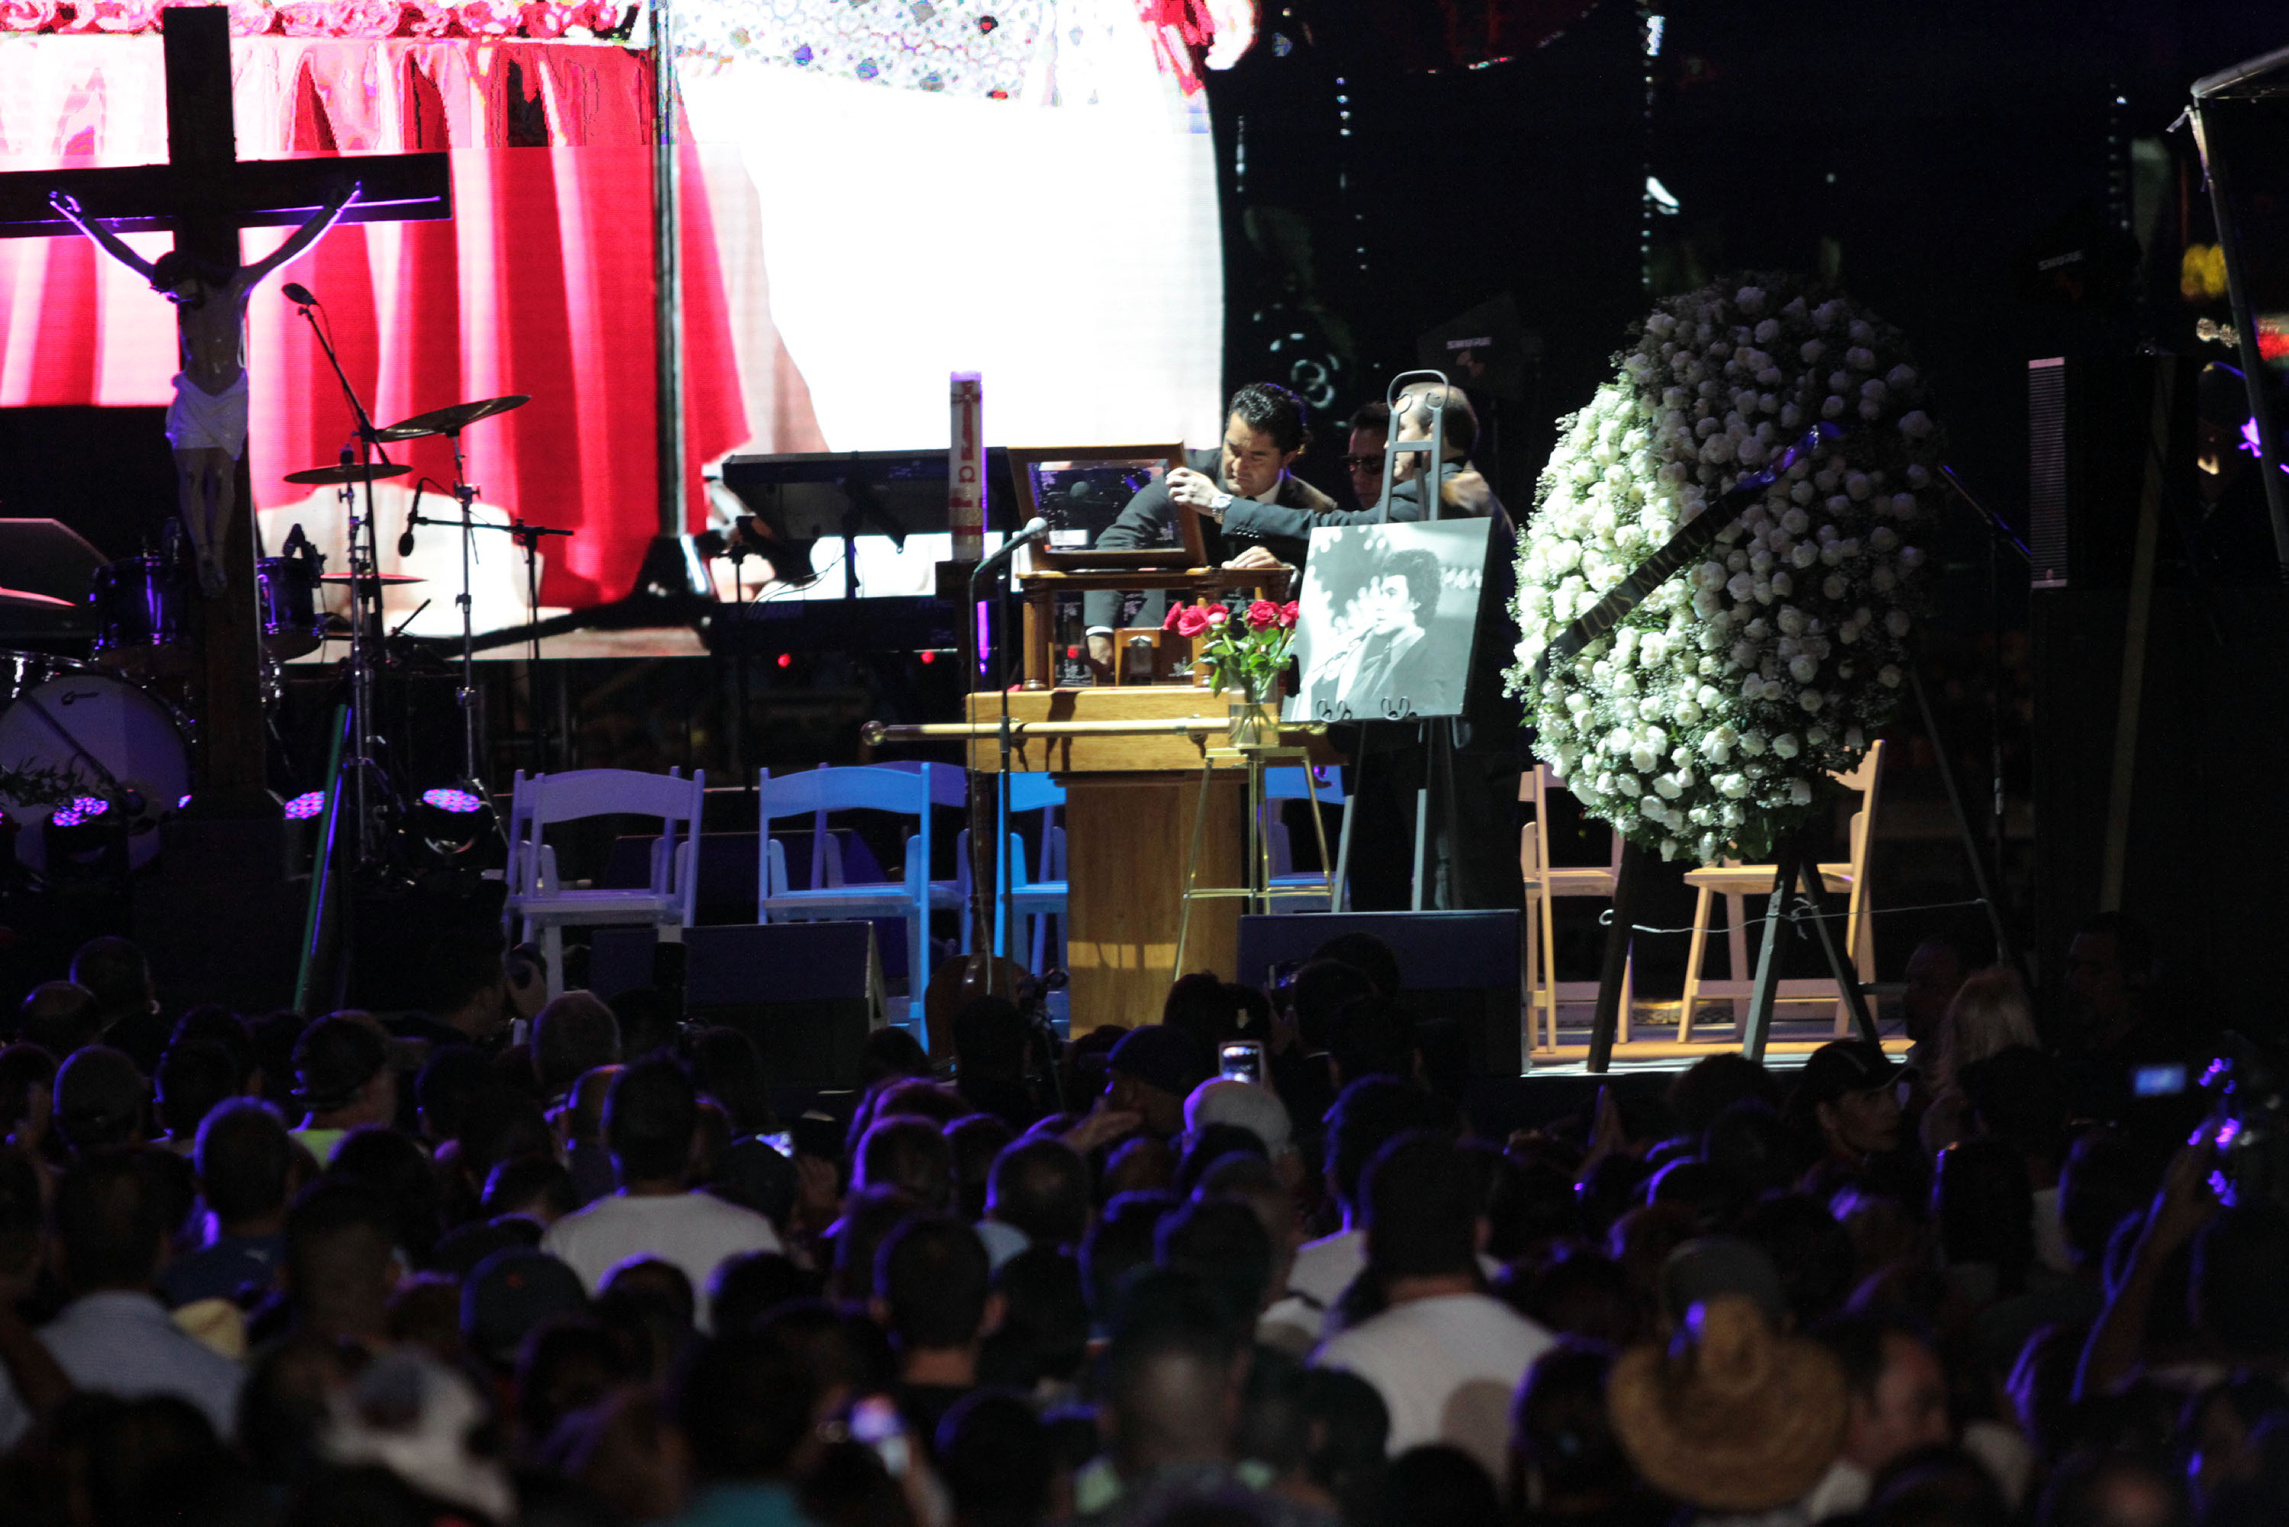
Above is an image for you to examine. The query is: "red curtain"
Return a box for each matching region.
[0,35,746,605]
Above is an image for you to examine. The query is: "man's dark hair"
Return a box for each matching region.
[1155,1195,1272,1331]
[946,1113,1013,1221]
[1291,959,1378,1052]
[1935,1138,2034,1290]
[195,1099,293,1227]
[1379,547,1445,621]
[675,1332,819,1482]
[1513,1342,1633,1502]
[54,1045,144,1152]
[1103,1268,1241,1457]
[70,936,153,1022]
[952,996,1028,1077]
[425,935,506,1020]
[55,1154,168,1291]
[285,1180,398,1295]
[148,250,233,294]
[1329,998,1414,1086]
[170,1009,255,1087]
[1361,1131,1479,1280]
[1732,1193,1857,1328]
[415,1046,493,1142]
[855,1115,952,1210]
[1327,1077,1449,1214]
[1162,974,1269,1054]
[987,1137,1090,1249]
[21,981,101,1055]
[710,1251,821,1336]
[1347,400,1392,437]
[832,1187,921,1305]
[458,1084,554,1190]
[688,1026,774,1136]
[2072,910,2154,988]
[979,1245,1090,1390]
[877,1215,992,1351]
[1227,382,1311,455]
[1311,932,1401,999]
[1082,1189,1177,1324]
[1810,1311,1935,1402]
[156,1043,238,1141]
[1667,1054,1781,1137]
[482,1155,576,1222]
[605,1057,698,1186]
[937,1390,1053,1527]
[329,1127,445,1264]
[1397,383,1479,454]
[2195,1203,2289,1359]
[533,992,621,1099]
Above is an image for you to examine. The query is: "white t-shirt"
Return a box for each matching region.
[540,1191,782,1328]
[1284,1228,1505,1344]
[1311,1292,1555,1480]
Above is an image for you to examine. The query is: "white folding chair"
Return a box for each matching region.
[505,768,706,998]
[757,764,962,1029]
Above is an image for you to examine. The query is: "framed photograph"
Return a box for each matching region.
[1285,517,1494,723]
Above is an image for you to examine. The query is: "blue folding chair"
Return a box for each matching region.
[756,764,963,1027]
[957,772,1068,969]
[1261,765,1349,913]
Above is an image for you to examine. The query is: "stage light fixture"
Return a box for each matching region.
[282,790,328,820]
[420,787,486,813]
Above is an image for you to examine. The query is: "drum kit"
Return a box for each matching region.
[0,392,555,880]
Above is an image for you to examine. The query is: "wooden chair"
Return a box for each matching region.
[1520,765,1633,1053]
[505,768,706,999]
[1677,740,1886,1041]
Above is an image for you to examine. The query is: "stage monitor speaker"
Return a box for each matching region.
[684,923,887,1088]
[1236,912,1523,1079]
[2026,354,2198,590]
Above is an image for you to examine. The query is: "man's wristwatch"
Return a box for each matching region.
[1209,491,1234,519]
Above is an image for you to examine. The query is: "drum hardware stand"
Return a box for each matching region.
[289,294,397,869]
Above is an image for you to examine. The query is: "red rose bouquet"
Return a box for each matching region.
[1164,596,1300,701]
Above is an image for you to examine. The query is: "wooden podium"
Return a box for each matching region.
[960,687,1336,1033]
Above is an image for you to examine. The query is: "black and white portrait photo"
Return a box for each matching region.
[1286,518,1494,723]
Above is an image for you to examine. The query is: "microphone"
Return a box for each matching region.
[282,282,318,308]
[398,481,422,558]
[972,517,1050,582]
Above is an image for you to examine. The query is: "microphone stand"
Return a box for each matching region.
[290,298,394,868]
[964,524,1048,990]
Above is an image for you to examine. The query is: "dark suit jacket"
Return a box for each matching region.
[1080,450,1327,631]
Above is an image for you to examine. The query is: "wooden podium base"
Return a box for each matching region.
[1064,772,1242,1032]
[962,687,1336,1035]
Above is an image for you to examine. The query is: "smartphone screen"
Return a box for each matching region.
[1219,1040,1267,1086]
[848,1394,910,1478]
[759,1131,795,1158]
[2132,1063,2188,1098]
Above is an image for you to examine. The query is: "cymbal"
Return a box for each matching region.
[0,586,74,610]
[317,573,425,586]
[375,395,530,442]
[284,461,412,486]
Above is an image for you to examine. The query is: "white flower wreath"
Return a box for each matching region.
[1505,274,1944,863]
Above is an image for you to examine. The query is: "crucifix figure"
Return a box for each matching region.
[0,5,449,813]
[48,179,359,598]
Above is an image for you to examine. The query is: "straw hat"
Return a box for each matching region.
[1607,1294,1847,1512]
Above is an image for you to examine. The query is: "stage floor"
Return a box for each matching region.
[1526,999,1911,1076]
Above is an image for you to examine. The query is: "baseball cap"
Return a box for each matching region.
[291,1016,390,1112]
[1789,1040,1899,1115]
[1183,1078,1292,1157]
[462,1248,589,1365]
[1109,1025,1214,1100]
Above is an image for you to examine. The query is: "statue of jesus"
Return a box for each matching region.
[48,180,360,597]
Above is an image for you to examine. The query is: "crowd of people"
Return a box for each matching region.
[0,910,2275,1527]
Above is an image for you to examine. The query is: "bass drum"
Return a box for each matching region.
[0,672,189,872]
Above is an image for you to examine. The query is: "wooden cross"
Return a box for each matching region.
[0,6,450,818]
